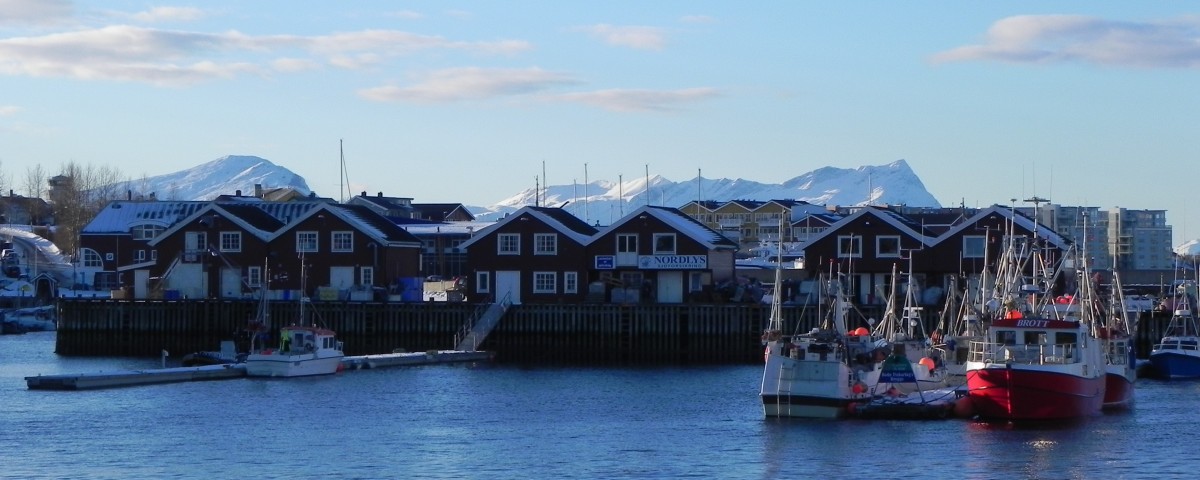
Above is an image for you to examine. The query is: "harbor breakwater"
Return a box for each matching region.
[53,299,1172,364]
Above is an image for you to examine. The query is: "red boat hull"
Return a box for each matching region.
[967,367,1105,420]
[1103,369,1135,409]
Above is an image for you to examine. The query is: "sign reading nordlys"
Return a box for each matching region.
[637,254,707,270]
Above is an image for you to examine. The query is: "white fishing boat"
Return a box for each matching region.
[244,259,344,378]
[873,261,950,393]
[760,266,886,418]
[244,325,344,377]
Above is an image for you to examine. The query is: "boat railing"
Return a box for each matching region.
[968,341,1079,365]
[1152,339,1200,352]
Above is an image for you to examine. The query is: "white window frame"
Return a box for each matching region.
[876,235,901,258]
[360,266,374,286]
[476,271,491,293]
[247,266,263,287]
[534,233,558,255]
[134,250,145,261]
[837,235,862,258]
[81,248,103,267]
[498,233,520,255]
[564,271,578,294]
[296,231,318,253]
[220,231,242,252]
[331,231,354,253]
[652,233,677,255]
[963,235,986,259]
[533,271,556,293]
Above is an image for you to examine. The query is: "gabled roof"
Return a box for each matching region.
[933,205,1069,248]
[147,203,281,247]
[328,204,422,245]
[800,206,936,248]
[593,205,737,250]
[460,206,598,249]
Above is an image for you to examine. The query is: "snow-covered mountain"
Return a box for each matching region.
[109,155,311,200]
[470,159,941,222]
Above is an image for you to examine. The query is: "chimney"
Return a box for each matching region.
[377,192,383,197]
[235,189,242,196]
[254,184,263,198]
[360,191,366,197]
[127,190,132,200]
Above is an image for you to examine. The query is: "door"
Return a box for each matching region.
[496,270,521,305]
[656,271,684,303]
[329,266,355,289]
[220,267,242,298]
[133,269,149,299]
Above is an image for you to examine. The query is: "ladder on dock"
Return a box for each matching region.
[454,292,512,351]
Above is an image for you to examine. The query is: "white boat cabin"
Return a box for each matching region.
[278,326,342,354]
[969,318,1084,366]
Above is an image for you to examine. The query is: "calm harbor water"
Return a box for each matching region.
[0,332,1190,479]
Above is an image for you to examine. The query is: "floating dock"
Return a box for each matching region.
[25,364,247,391]
[25,350,494,391]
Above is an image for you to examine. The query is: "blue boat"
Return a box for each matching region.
[1149,306,1200,379]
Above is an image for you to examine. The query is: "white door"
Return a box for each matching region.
[330,266,355,289]
[496,270,521,305]
[656,271,684,303]
[220,267,242,298]
[133,269,149,299]
[170,263,206,299]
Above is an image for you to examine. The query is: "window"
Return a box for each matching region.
[534,233,558,255]
[837,235,862,258]
[564,271,578,294]
[876,236,901,258]
[653,233,676,254]
[105,252,114,261]
[617,234,638,253]
[134,250,145,261]
[220,231,242,252]
[79,247,102,266]
[151,250,158,261]
[131,224,165,240]
[962,235,986,259]
[498,233,520,255]
[476,271,491,293]
[296,231,318,253]
[533,272,556,293]
[360,266,374,286]
[247,266,262,287]
[332,231,354,252]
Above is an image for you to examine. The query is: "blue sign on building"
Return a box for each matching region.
[595,255,615,269]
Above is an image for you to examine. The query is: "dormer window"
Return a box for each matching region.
[131,224,165,240]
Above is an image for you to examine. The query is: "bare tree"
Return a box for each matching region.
[23,163,45,199]
[49,162,125,255]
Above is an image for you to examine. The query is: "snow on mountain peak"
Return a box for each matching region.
[112,155,312,201]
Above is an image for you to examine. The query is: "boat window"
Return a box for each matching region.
[1024,331,1046,345]
[996,331,1016,345]
[1056,332,1077,345]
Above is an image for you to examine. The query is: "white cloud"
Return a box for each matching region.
[359,67,579,103]
[933,15,1200,68]
[0,0,71,25]
[575,24,666,50]
[0,105,20,116]
[130,7,206,23]
[0,25,531,85]
[554,87,720,112]
[271,57,320,72]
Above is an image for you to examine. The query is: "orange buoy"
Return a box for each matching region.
[919,357,936,372]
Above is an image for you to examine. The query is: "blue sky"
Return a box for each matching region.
[2,2,1198,243]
